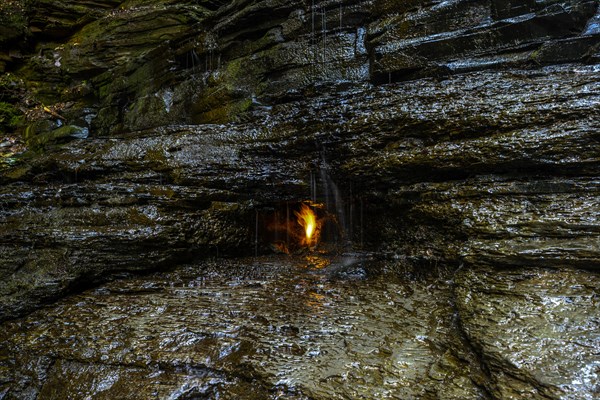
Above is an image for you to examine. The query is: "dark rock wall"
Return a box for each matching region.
[1,2,599,396]
[3,0,597,136]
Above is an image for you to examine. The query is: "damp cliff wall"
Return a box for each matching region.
[0,0,599,323]
[1,1,600,397]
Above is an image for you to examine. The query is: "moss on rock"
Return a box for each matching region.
[0,102,24,134]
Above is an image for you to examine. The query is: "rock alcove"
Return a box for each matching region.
[1,0,599,398]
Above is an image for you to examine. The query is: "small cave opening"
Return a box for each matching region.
[252,196,368,256]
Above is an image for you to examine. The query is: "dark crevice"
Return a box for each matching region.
[449,267,498,400]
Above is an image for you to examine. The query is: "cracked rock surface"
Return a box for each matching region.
[455,266,600,399]
[2,257,598,399]
[1,0,599,398]
[0,256,483,399]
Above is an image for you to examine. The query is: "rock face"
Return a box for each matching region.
[1,0,599,399]
[455,266,600,399]
[2,0,598,136]
[0,257,486,400]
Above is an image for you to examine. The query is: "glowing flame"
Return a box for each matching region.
[295,203,319,247]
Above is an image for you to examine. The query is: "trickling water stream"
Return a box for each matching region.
[0,255,483,399]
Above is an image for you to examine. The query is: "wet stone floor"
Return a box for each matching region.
[0,255,482,399]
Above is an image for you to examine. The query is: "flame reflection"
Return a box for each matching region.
[304,255,330,269]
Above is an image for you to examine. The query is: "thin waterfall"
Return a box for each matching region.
[318,151,347,244]
[273,210,280,244]
[348,183,353,241]
[286,202,290,248]
[360,197,364,248]
[322,5,327,64]
[319,168,330,214]
[311,0,316,77]
[310,170,317,203]
[255,209,259,256]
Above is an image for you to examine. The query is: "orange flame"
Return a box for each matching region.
[295,203,319,248]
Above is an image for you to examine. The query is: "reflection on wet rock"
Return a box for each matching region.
[0,257,482,399]
[1,0,599,398]
[456,266,600,399]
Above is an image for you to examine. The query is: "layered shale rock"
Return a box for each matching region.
[0,258,485,399]
[455,266,600,399]
[4,0,596,139]
[1,0,599,398]
[1,64,598,323]
[369,0,599,81]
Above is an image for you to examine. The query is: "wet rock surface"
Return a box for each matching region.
[1,1,599,398]
[2,64,598,321]
[1,257,598,399]
[1,0,598,136]
[0,256,483,399]
[455,266,600,399]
